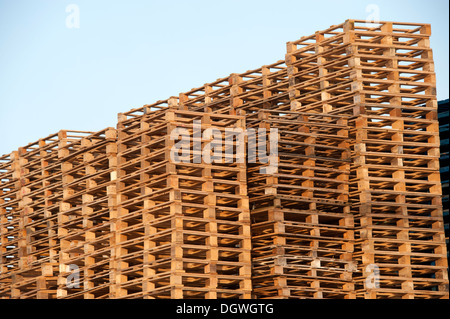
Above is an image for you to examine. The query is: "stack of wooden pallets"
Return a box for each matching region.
[247,109,354,299]
[0,131,91,298]
[346,21,448,299]
[0,152,21,296]
[57,128,117,299]
[0,19,448,299]
[110,102,252,298]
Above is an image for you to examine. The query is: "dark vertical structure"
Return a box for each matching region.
[438,99,449,262]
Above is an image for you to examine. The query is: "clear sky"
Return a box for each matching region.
[0,0,449,156]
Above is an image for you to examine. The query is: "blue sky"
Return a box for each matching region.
[0,0,448,155]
